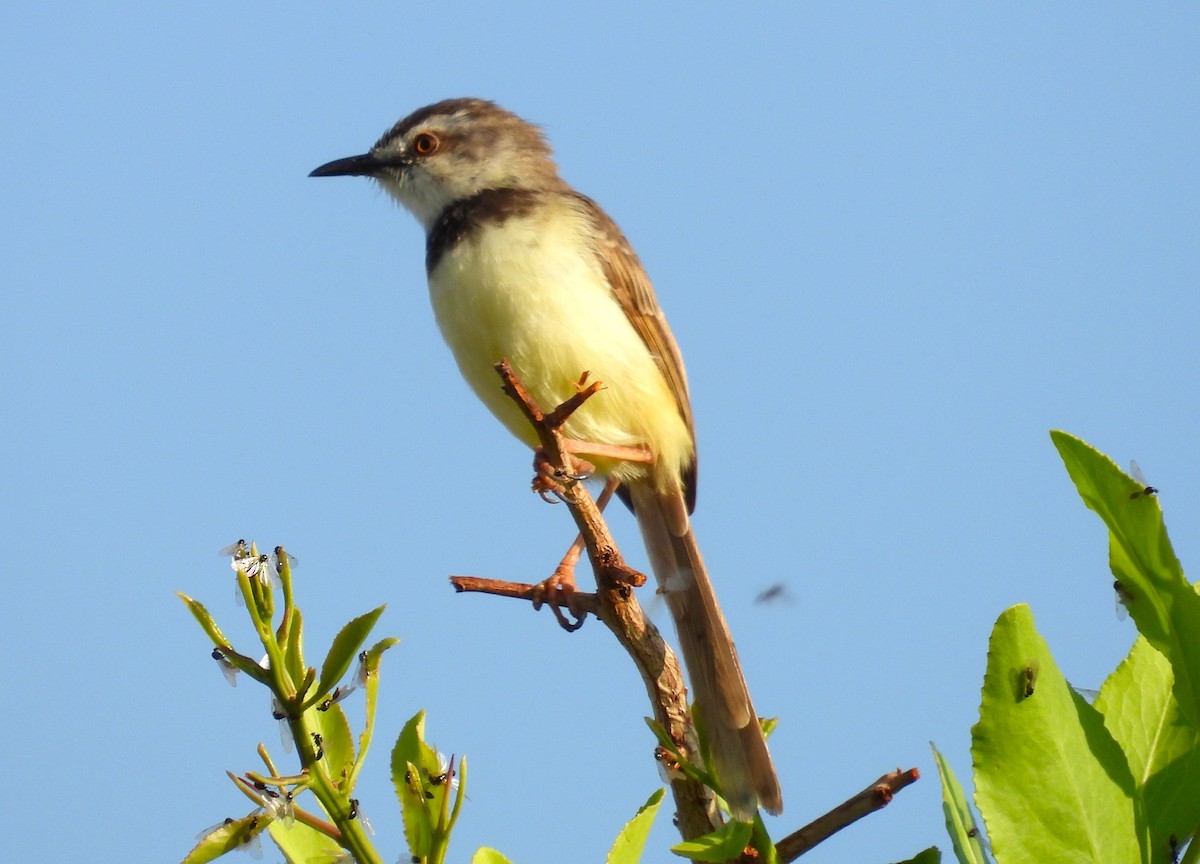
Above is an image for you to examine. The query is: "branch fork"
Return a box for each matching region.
[446,359,919,856]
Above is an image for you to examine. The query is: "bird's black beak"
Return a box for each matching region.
[309,152,384,178]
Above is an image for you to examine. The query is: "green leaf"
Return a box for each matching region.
[892,848,941,864]
[471,849,516,864]
[398,757,434,857]
[283,606,306,691]
[1097,635,1200,857]
[393,710,445,788]
[971,604,1142,864]
[359,636,402,728]
[759,716,779,740]
[392,711,445,859]
[182,811,267,864]
[314,605,385,704]
[361,636,402,676]
[1051,431,1200,724]
[268,816,344,864]
[930,743,986,864]
[671,819,752,862]
[178,592,233,649]
[350,636,402,788]
[606,789,665,864]
[314,701,355,791]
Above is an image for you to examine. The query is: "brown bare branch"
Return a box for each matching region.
[476,360,721,837]
[774,768,921,862]
[452,361,920,853]
[448,575,600,615]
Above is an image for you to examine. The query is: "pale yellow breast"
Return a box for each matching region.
[427,203,693,489]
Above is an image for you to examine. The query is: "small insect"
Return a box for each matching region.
[429,752,459,790]
[348,798,374,835]
[654,745,684,782]
[194,817,235,842]
[317,685,355,711]
[1169,834,1180,864]
[234,554,273,586]
[262,788,295,827]
[211,646,239,687]
[1129,460,1159,499]
[1114,580,1135,621]
[353,650,370,689]
[219,539,251,560]
[270,697,294,754]
[754,583,792,605]
[271,545,298,574]
[1020,661,1039,700]
[965,824,993,854]
[311,732,324,761]
[221,540,260,605]
[201,814,263,860]
[239,814,264,860]
[192,817,264,859]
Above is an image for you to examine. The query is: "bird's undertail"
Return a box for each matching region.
[630,483,783,819]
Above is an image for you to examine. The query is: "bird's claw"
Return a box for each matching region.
[531,448,593,502]
[532,566,586,632]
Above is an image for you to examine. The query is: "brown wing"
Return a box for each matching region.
[568,192,698,512]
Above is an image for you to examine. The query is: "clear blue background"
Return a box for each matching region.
[3,4,1197,862]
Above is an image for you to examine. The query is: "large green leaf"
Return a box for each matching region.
[392,711,445,859]
[606,789,665,864]
[1051,431,1200,724]
[267,816,344,864]
[930,743,986,864]
[1097,635,1200,859]
[971,604,1142,864]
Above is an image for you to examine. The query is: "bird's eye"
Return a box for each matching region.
[413,132,439,156]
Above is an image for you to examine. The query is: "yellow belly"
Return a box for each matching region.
[427,208,692,489]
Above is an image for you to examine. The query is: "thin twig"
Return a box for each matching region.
[773,768,921,862]
[448,575,600,615]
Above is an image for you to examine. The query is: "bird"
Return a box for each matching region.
[310,98,782,818]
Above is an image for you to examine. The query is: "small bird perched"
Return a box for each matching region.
[310,98,782,818]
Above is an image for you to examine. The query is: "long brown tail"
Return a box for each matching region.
[630,483,783,819]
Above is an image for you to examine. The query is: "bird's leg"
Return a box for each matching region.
[532,477,621,631]
[560,439,655,465]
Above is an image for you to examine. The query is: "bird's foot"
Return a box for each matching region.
[531,561,586,632]
[532,448,594,502]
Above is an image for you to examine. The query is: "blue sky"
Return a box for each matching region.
[3,5,1197,862]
